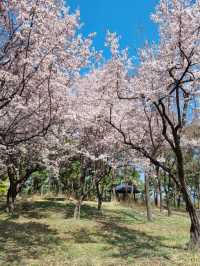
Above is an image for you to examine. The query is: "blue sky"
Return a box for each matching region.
[67,0,159,60]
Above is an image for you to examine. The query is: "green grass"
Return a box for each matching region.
[0,196,200,266]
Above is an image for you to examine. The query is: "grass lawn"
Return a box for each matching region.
[0,196,200,266]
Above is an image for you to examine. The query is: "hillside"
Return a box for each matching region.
[0,197,199,266]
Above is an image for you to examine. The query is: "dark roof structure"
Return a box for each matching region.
[115,184,140,194]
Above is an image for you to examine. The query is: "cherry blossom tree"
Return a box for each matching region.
[101,1,200,248]
[73,0,200,247]
[0,139,48,212]
[0,0,94,146]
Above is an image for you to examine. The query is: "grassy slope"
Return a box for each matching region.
[0,197,200,266]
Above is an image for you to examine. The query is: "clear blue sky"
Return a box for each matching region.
[67,0,159,60]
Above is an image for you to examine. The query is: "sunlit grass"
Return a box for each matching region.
[0,197,200,266]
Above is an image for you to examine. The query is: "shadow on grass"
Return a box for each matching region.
[44,197,66,201]
[99,221,171,260]
[0,220,60,265]
[0,198,7,213]
[72,203,144,225]
[0,198,67,218]
[0,199,184,264]
[66,203,181,262]
[18,200,68,219]
[70,218,172,261]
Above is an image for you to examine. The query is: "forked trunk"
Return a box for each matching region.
[6,165,36,213]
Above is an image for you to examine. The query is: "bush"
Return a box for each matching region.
[0,179,9,196]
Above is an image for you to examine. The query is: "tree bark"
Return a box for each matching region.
[164,175,172,217]
[133,190,137,202]
[6,165,38,212]
[166,194,172,217]
[154,190,158,206]
[158,178,163,212]
[182,184,200,248]
[156,166,162,212]
[6,183,17,213]
[198,179,200,210]
[177,194,181,208]
[112,187,118,202]
[145,173,153,221]
[96,182,102,211]
[74,200,82,220]
[176,147,200,248]
[173,188,177,208]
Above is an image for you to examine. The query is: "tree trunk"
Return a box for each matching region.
[156,166,162,212]
[173,189,177,208]
[133,190,136,202]
[158,179,163,212]
[177,194,181,208]
[74,200,82,220]
[165,175,172,217]
[154,190,158,207]
[176,147,200,248]
[112,187,118,202]
[144,173,153,221]
[193,188,196,207]
[96,182,102,211]
[6,166,35,213]
[182,185,200,248]
[198,180,200,210]
[166,194,172,217]
[74,190,86,220]
[6,182,17,213]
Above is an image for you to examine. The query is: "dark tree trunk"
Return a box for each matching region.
[6,165,17,213]
[177,194,181,208]
[158,179,163,212]
[173,189,177,208]
[6,183,17,213]
[176,147,200,248]
[164,175,172,217]
[198,179,200,210]
[133,190,136,202]
[145,173,153,221]
[156,166,162,212]
[6,179,26,213]
[164,179,171,216]
[193,189,196,206]
[6,166,38,213]
[154,190,158,207]
[6,178,23,213]
[182,185,200,248]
